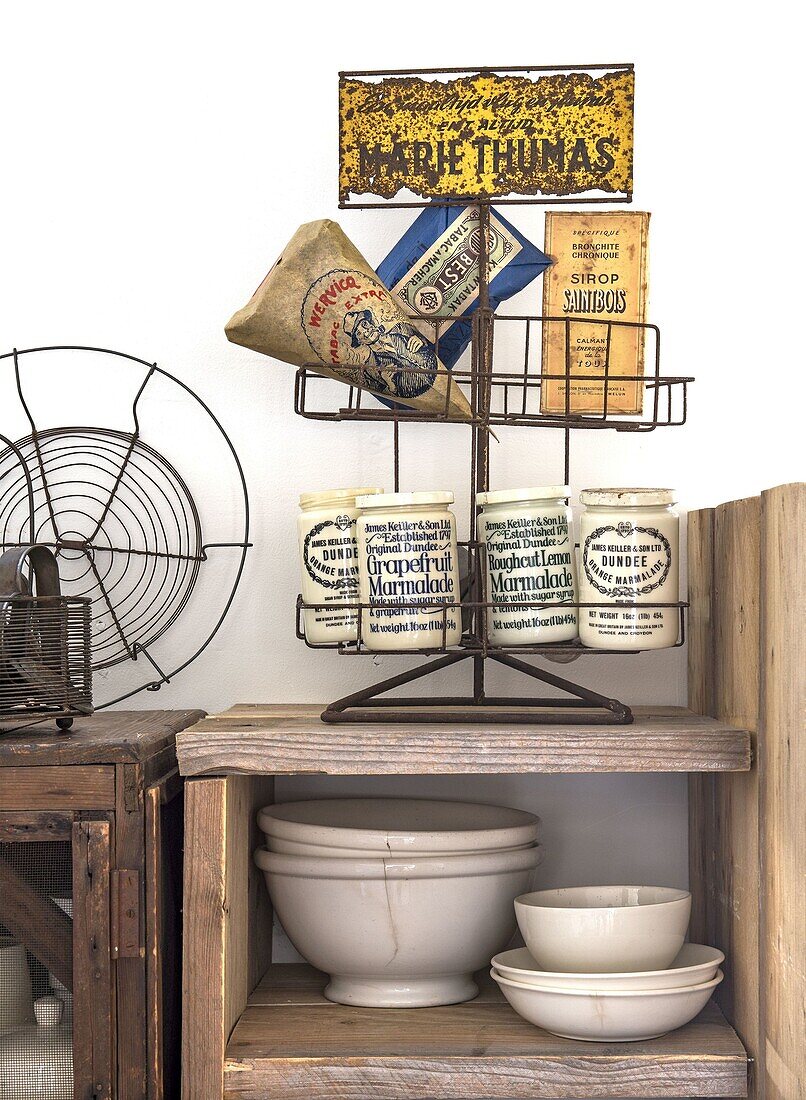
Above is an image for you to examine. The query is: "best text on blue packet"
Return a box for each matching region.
[377,205,552,372]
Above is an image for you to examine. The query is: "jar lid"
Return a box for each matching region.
[299,487,384,509]
[477,486,570,507]
[357,491,454,509]
[579,488,677,507]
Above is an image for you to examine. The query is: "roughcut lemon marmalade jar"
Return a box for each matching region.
[476,487,578,645]
[578,488,679,651]
[298,488,383,644]
[356,491,462,651]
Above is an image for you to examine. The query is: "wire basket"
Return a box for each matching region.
[0,595,92,729]
[0,546,92,731]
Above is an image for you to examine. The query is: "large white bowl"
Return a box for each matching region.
[266,834,537,859]
[257,798,540,855]
[516,886,691,973]
[492,967,724,1041]
[491,943,725,991]
[254,844,543,1008]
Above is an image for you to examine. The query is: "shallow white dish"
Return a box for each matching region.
[257,798,540,855]
[254,844,543,1008]
[266,834,537,859]
[491,943,725,991]
[515,885,691,973]
[492,967,724,1042]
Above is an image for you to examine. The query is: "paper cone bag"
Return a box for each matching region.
[225,219,472,420]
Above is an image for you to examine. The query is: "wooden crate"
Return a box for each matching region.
[0,708,203,1100]
[178,705,752,1099]
[688,482,805,1100]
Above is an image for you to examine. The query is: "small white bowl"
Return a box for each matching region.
[491,943,725,991]
[254,844,543,1008]
[492,967,724,1041]
[257,798,540,855]
[515,886,691,973]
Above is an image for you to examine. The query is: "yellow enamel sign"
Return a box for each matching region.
[339,68,634,203]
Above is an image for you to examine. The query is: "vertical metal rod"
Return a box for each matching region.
[471,202,494,701]
[393,420,400,492]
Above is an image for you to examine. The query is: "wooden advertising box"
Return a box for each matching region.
[541,211,650,415]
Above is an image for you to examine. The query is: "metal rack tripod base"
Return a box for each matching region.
[321,651,634,725]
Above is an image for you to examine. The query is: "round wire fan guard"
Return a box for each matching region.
[0,346,250,707]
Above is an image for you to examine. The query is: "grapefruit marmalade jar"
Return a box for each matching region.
[356,491,461,651]
[578,488,679,651]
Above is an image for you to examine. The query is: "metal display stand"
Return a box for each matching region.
[297,70,691,724]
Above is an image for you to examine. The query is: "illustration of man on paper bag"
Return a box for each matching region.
[341,308,436,400]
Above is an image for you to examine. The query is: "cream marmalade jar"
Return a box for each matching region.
[356,491,462,650]
[578,488,679,650]
[298,488,383,644]
[477,486,578,645]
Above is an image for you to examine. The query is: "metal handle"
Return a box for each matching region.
[0,545,61,599]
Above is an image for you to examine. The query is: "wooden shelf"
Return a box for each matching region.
[223,964,748,1099]
[177,704,750,776]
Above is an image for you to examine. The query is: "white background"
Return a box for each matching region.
[1,5,802,943]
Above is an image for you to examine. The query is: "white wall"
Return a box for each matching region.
[1,5,801,931]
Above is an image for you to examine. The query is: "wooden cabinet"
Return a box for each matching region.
[178,708,752,1099]
[0,709,202,1100]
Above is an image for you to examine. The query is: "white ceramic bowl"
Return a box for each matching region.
[492,967,724,1041]
[515,886,691,973]
[491,943,725,991]
[266,834,538,859]
[254,844,543,1008]
[257,798,540,856]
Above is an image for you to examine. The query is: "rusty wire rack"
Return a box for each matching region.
[295,595,686,659]
[293,203,690,725]
[296,316,686,430]
[295,311,691,487]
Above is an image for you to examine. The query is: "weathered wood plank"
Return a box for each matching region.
[182,776,273,1100]
[145,785,164,1100]
[177,706,750,777]
[760,483,806,1100]
[182,777,229,1100]
[115,763,147,1100]
[225,776,275,1043]
[0,710,205,765]
[224,971,747,1099]
[687,508,715,718]
[0,764,115,807]
[72,819,114,1100]
[0,809,73,841]
[711,496,762,1076]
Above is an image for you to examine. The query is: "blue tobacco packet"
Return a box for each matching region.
[377,204,552,372]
